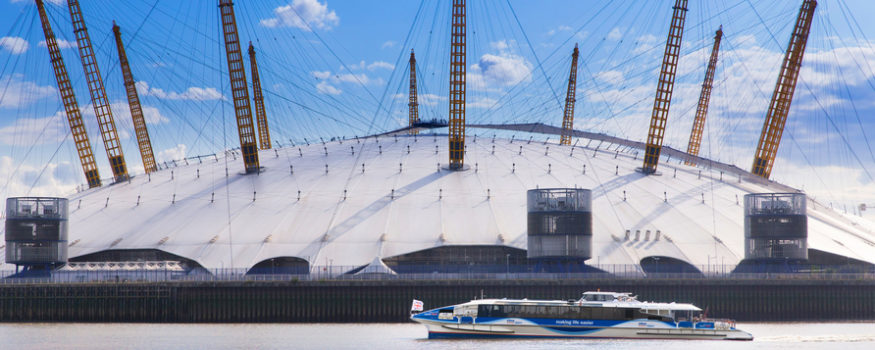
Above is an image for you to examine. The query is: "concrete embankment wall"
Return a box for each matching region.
[1,278,873,322]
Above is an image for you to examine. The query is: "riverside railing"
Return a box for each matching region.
[0,263,874,284]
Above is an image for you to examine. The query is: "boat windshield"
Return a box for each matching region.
[581,292,628,302]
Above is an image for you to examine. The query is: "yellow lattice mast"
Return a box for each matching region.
[35,0,101,188]
[685,27,723,166]
[113,22,157,174]
[559,44,580,146]
[68,0,128,183]
[448,0,466,170]
[248,42,271,150]
[752,0,817,179]
[219,0,260,173]
[642,0,688,174]
[408,49,419,134]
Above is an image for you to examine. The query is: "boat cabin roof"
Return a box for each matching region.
[457,291,702,312]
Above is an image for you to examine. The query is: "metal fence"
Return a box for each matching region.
[1,263,874,284]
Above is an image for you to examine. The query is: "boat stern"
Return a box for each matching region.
[725,328,754,341]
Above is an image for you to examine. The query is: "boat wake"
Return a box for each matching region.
[759,335,875,343]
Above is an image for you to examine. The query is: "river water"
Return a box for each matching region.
[1,322,873,349]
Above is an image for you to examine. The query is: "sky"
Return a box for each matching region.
[1,0,875,220]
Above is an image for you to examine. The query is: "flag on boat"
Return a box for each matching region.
[411,299,424,312]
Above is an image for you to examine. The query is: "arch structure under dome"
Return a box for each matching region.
[807,249,875,272]
[733,248,875,274]
[69,249,204,271]
[246,257,309,275]
[383,245,528,273]
[640,256,703,276]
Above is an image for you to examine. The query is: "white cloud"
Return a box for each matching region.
[0,36,28,54]
[793,94,847,112]
[367,61,393,71]
[312,71,331,79]
[157,144,187,163]
[316,81,342,95]
[341,60,392,72]
[0,74,56,109]
[490,40,509,51]
[548,25,573,36]
[731,34,757,48]
[310,67,384,95]
[393,92,445,106]
[135,81,224,101]
[469,53,533,88]
[38,39,77,49]
[802,45,875,87]
[0,116,66,145]
[0,99,169,148]
[381,41,396,49]
[109,101,169,128]
[346,60,366,70]
[632,34,659,54]
[260,0,339,31]
[11,0,63,4]
[141,105,169,124]
[335,73,371,84]
[0,156,78,203]
[595,70,624,85]
[607,27,623,41]
[773,161,875,208]
[419,93,445,106]
[468,97,499,109]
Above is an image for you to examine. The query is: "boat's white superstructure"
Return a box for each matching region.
[411,291,753,340]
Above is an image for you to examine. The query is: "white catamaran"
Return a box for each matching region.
[411,291,753,340]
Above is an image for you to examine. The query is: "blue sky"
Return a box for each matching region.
[1,0,875,218]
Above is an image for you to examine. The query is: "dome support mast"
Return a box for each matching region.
[685,27,722,166]
[219,0,260,173]
[113,22,157,174]
[248,42,271,150]
[751,0,817,179]
[68,0,129,183]
[642,0,688,174]
[448,0,466,170]
[35,0,101,188]
[408,50,419,134]
[559,44,580,146]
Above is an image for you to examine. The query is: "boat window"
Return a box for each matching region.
[478,305,507,318]
[479,305,637,320]
[454,305,478,317]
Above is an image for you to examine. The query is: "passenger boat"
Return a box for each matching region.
[410,291,753,340]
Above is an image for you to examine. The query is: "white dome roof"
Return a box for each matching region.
[61,126,875,271]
